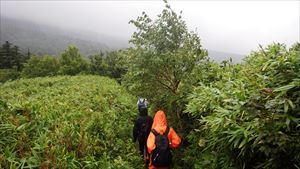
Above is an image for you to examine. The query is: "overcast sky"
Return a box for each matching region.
[1,0,299,55]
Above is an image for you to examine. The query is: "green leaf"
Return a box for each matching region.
[274,84,295,92]
[16,123,27,131]
[238,138,248,149]
[287,99,295,109]
[233,136,241,148]
[286,118,291,130]
[262,61,270,71]
[284,101,289,113]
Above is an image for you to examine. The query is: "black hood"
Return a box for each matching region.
[138,107,148,116]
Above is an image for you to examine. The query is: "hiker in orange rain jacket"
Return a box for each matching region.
[147,110,181,169]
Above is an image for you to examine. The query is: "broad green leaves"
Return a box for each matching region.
[0,76,143,168]
[184,43,300,169]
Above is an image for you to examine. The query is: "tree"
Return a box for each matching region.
[59,45,88,75]
[89,51,108,76]
[0,41,12,69]
[21,55,60,78]
[11,46,23,71]
[124,1,207,122]
[24,48,31,63]
[0,41,30,70]
[105,50,127,80]
[89,50,128,81]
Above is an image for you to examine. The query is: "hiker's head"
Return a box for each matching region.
[137,98,148,111]
[152,110,168,130]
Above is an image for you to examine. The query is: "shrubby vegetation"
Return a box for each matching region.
[0,42,127,81]
[122,2,300,168]
[22,55,60,78]
[0,76,143,168]
[183,43,300,169]
[59,45,89,75]
[124,2,207,129]
[0,69,20,83]
[89,50,127,81]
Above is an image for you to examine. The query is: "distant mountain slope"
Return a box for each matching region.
[0,16,245,62]
[0,16,128,56]
[208,50,245,63]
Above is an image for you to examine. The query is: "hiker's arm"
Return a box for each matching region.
[147,132,156,153]
[168,127,181,149]
[149,117,153,131]
[133,119,139,142]
[146,117,153,135]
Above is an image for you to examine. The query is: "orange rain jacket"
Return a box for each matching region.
[147,110,181,169]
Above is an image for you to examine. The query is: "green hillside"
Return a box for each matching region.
[0,16,128,56]
[0,75,143,168]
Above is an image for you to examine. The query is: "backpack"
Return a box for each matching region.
[151,127,172,167]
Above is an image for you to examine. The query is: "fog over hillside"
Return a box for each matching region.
[208,50,245,63]
[2,1,298,56]
[0,16,128,56]
[0,16,246,62]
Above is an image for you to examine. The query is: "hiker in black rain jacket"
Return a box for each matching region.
[133,98,153,160]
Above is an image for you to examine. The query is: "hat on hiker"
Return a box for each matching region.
[137,98,148,110]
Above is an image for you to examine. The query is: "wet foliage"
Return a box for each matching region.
[0,75,143,168]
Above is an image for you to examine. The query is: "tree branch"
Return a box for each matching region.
[155,75,176,94]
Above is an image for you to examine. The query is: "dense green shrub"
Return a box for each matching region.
[89,50,127,81]
[0,75,143,168]
[59,45,88,75]
[184,43,300,169]
[0,68,20,83]
[21,55,60,78]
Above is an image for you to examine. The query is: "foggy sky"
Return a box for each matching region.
[1,0,299,55]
